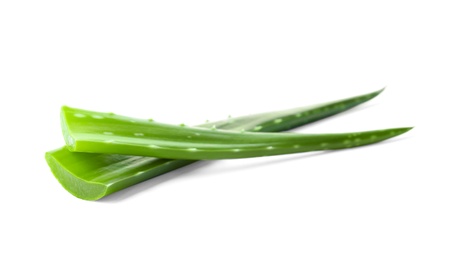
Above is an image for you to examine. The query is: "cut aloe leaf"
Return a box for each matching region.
[46,89,396,200]
[60,105,410,160]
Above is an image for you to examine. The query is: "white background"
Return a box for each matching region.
[0,1,453,259]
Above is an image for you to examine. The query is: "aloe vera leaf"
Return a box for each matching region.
[61,103,410,160]
[46,89,393,200]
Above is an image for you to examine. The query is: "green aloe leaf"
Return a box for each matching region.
[60,106,409,160]
[46,89,407,200]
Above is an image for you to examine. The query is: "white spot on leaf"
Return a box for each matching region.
[74,113,86,118]
[135,171,145,176]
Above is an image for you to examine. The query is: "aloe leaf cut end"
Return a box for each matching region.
[45,149,107,200]
[46,148,198,200]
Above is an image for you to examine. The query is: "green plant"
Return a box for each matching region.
[46,89,411,200]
